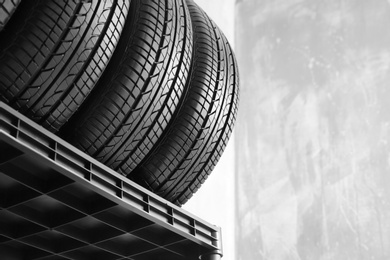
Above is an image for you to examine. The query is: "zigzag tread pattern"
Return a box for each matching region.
[60,0,193,177]
[131,0,239,206]
[0,0,129,132]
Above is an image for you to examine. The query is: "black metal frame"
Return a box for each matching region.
[0,102,222,260]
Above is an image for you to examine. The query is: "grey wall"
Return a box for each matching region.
[235,0,390,259]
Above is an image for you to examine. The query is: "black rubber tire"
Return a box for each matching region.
[59,0,193,175]
[0,0,21,32]
[0,0,129,132]
[130,0,240,206]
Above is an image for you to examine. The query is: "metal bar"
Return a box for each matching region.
[200,251,223,260]
[0,101,224,259]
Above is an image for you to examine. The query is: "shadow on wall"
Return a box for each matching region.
[235,0,390,259]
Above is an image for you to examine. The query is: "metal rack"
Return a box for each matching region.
[0,102,223,260]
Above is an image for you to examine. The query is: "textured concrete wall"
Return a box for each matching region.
[235,0,390,259]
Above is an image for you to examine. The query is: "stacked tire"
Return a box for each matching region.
[0,0,239,206]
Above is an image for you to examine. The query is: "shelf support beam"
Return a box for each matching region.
[200,251,223,260]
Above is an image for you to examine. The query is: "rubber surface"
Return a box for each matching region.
[60,0,193,176]
[0,0,129,132]
[0,0,21,32]
[130,0,240,206]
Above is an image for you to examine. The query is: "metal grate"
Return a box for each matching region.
[0,102,222,260]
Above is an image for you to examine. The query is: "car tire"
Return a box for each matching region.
[130,0,240,206]
[0,0,129,132]
[59,0,193,176]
